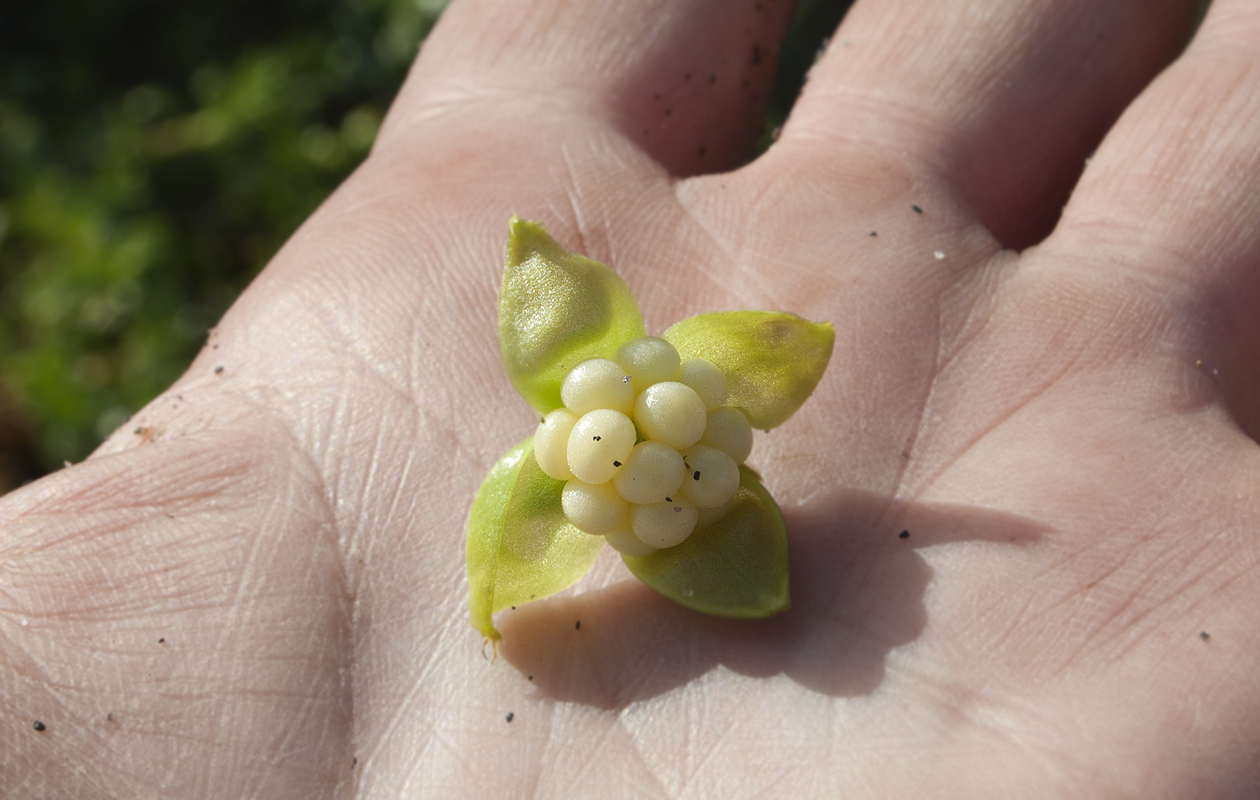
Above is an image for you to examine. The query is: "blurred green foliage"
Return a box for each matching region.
[0,0,448,476]
[0,0,848,486]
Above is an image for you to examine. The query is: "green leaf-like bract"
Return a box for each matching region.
[664,311,834,429]
[467,437,606,639]
[621,466,789,618]
[499,218,646,414]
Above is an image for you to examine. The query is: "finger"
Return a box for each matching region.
[1047,0,1260,437]
[775,0,1198,248]
[379,0,794,176]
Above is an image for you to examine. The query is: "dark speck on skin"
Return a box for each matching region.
[505,712,514,723]
[214,366,224,374]
[33,721,46,732]
[912,204,923,214]
[1200,631,1211,642]
[575,620,581,630]
[899,530,910,539]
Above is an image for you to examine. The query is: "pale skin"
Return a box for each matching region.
[4,0,1260,795]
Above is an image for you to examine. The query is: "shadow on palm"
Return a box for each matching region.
[498,487,1046,708]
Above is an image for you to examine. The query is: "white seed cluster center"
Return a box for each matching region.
[534,337,754,556]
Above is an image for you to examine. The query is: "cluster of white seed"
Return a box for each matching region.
[534,337,754,556]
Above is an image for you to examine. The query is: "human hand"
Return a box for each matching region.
[5,0,1260,796]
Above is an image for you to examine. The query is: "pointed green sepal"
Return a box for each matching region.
[467,437,606,639]
[499,218,646,414]
[620,466,789,618]
[663,311,834,429]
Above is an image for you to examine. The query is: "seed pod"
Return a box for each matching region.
[534,408,578,480]
[616,336,681,393]
[567,409,635,484]
[698,406,754,464]
[613,441,686,505]
[634,381,707,450]
[678,358,728,409]
[679,445,740,509]
[562,479,630,535]
[631,496,698,549]
[561,358,635,416]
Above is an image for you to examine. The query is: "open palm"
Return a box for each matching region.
[5,0,1260,796]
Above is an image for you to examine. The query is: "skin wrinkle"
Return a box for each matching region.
[545,710,632,797]
[918,672,1129,798]
[1034,522,1209,678]
[1106,548,1242,667]
[669,200,758,306]
[675,694,742,797]
[616,704,686,798]
[396,724,466,795]
[887,284,954,502]
[943,436,1249,678]
[905,365,1070,503]
[559,141,596,262]
[354,603,459,784]
[892,254,1011,483]
[786,90,973,186]
[901,264,1196,502]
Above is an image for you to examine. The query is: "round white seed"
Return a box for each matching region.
[615,336,681,393]
[680,445,740,509]
[562,480,630,535]
[534,408,578,480]
[699,406,754,464]
[613,441,685,505]
[631,496,699,548]
[678,358,728,409]
[604,526,659,557]
[567,409,636,484]
[561,358,635,416]
[634,381,707,450]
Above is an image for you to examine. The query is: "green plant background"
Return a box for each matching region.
[0,0,850,492]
